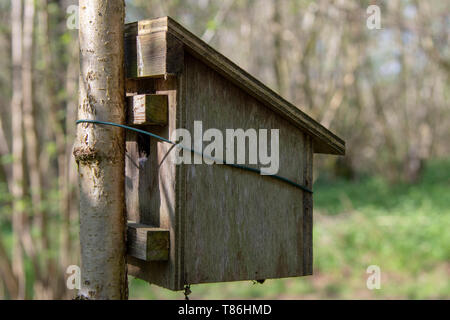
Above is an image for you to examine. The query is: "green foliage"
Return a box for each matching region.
[206,19,218,31]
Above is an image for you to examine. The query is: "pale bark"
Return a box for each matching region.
[272,0,289,99]
[10,0,25,300]
[37,1,69,297]
[21,0,53,299]
[22,0,45,246]
[63,39,79,272]
[74,0,127,300]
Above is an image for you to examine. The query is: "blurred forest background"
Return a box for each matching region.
[0,0,449,299]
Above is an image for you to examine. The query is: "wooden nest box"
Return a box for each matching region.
[124,17,345,291]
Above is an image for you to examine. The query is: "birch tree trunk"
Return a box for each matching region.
[38,0,69,297]
[63,39,80,279]
[22,0,40,212]
[10,0,26,300]
[74,0,127,300]
[272,0,289,99]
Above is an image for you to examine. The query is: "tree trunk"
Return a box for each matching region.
[74,0,127,300]
[37,0,69,298]
[10,0,26,300]
[272,0,289,99]
[23,0,44,240]
[64,38,80,277]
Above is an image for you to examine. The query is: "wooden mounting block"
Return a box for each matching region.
[127,94,168,126]
[127,222,170,261]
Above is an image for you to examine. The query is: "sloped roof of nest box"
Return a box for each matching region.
[124,16,345,156]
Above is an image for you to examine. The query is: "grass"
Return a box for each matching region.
[129,159,450,299]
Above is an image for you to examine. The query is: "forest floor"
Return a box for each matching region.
[129,158,450,299]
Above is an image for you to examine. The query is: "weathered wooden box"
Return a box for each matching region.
[124,17,345,291]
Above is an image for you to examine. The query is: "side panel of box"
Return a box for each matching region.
[125,76,183,290]
[182,53,312,285]
[302,135,313,276]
